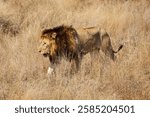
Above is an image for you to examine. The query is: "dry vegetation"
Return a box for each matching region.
[0,0,150,100]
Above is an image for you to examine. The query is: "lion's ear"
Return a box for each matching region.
[52,32,57,39]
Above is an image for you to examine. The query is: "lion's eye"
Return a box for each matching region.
[43,42,47,45]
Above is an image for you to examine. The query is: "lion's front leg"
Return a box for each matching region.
[70,55,81,74]
[75,56,80,71]
[47,55,58,76]
[47,66,54,75]
[47,63,56,78]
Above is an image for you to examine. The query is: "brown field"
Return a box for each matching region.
[0,0,150,100]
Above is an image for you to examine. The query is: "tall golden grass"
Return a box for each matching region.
[0,0,150,99]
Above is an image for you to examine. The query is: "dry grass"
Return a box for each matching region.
[0,0,150,100]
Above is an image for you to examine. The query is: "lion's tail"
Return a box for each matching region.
[113,44,123,53]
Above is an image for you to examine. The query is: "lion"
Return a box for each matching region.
[76,27,123,60]
[38,25,123,76]
[38,25,81,75]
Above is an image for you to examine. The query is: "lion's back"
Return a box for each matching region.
[76,27,100,44]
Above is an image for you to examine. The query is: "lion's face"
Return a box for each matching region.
[38,32,58,57]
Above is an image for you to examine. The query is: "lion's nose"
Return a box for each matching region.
[38,49,41,53]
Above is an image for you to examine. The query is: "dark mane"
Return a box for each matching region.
[42,25,73,35]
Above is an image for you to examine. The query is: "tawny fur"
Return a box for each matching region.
[76,27,123,60]
[38,25,123,75]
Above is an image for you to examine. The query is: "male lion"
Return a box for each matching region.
[38,25,123,76]
[38,25,81,75]
[76,27,123,60]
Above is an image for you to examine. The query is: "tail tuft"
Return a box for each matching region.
[118,45,123,51]
[114,44,123,53]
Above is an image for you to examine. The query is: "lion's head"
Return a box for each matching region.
[38,26,81,71]
[38,30,58,57]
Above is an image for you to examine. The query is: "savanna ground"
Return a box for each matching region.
[0,0,150,99]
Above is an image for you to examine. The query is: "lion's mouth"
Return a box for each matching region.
[43,53,48,57]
